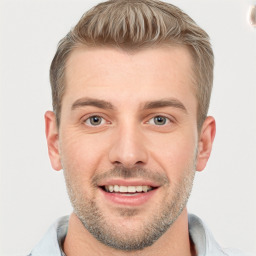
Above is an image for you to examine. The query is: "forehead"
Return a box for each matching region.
[63,45,196,110]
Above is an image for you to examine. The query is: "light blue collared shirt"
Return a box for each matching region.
[29,214,249,256]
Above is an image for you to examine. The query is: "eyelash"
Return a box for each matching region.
[82,114,173,128]
[147,115,172,126]
[83,115,108,127]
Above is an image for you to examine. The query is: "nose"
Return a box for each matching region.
[108,123,148,168]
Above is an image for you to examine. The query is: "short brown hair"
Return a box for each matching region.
[50,0,214,129]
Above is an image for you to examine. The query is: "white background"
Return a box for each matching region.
[1,0,256,255]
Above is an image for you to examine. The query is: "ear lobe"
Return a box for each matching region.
[45,111,62,171]
[196,116,216,172]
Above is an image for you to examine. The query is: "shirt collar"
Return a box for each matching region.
[31,214,228,256]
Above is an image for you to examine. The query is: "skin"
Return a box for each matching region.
[45,45,216,256]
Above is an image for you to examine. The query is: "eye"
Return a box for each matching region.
[148,116,170,126]
[84,115,106,126]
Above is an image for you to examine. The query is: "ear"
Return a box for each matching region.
[196,116,216,172]
[45,111,62,171]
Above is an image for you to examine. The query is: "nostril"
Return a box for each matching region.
[108,139,148,168]
[113,161,122,166]
[113,160,145,169]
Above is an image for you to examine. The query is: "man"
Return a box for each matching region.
[29,0,246,255]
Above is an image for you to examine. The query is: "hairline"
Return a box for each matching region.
[56,42,201,130]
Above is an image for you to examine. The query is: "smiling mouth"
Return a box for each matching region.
[101,185,155,194]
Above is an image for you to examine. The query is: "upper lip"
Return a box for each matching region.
[97,179,161,188]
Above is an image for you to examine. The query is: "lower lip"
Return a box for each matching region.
[100,188,158,206]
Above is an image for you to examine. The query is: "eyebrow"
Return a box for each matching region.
[71,97,187,113]
[143,98,187,113]
[71,97,115,110]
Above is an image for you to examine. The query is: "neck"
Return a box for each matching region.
[63,208,195,256]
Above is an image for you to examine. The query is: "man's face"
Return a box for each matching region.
[48,46,207,250]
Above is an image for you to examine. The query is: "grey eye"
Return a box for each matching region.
[85,116,104,126]
[148,116,169,126]
[153,116,167,125]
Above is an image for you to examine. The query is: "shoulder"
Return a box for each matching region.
[28,215,69,256]
[222,248,255,256]
[188,214,252,256]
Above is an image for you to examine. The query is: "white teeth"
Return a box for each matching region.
[128,186,136,193]
[136,186,142,192]
[142,186,148,192]
[119,186,128,193]
[114,185,119,192]
[104,185,152,193]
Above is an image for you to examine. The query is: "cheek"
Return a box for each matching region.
[60,133,110,200]
[59,130,109,178]
[149,131,197,176]
[58,128,115,184]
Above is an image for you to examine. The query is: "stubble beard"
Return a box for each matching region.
[63,164,196,252]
